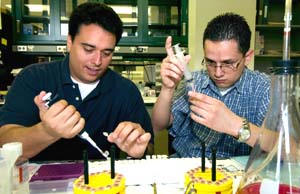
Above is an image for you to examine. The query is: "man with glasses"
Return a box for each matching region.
[152,13,270,158]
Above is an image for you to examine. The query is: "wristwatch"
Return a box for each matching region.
[237,119,250,142]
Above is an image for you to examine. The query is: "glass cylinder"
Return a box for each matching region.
[237,60,300,194]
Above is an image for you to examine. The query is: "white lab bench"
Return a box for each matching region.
[29,156,247,194]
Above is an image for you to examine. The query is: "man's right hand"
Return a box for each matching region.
[151,36,192,132]
[160,36,191,90]
[34,91,85,139]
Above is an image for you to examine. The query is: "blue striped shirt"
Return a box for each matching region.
[170,68,271,158]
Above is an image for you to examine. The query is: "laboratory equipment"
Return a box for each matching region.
[237,60,300,194]
[1,142,30,194]
[144,64,156,87]
[237,1,300,193]
[83,150,89,184]
[13,157,30,194]
[43,92,109,159]
[30,163,84,181]
[0,156,7,193]
[79,132,109,159]
[173,43,195,91]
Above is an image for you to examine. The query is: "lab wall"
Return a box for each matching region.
[188,0,256,71]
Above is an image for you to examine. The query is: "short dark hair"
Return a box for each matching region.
[203,13,251,55]
[68,2,123,45]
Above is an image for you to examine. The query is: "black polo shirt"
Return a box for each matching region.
[0,55,154,161]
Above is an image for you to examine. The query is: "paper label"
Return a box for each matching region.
[260,179,279,194]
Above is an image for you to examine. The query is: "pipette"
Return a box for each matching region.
[80,132,109,159]
[42,92,109,159]
[172,43,195,91]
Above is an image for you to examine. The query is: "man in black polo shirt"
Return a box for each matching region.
[0,2,154,161]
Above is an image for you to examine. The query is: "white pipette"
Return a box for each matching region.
[173,44,195,91]
[42,92,109,159]
[80,131,109,159]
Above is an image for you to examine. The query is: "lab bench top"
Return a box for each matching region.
[28,156,247,194]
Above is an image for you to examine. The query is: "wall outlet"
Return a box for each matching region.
[56,46,67,52]
[16,45,27,52]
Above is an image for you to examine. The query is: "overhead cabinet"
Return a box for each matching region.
[13,0,68,44]
[12,0,188,47]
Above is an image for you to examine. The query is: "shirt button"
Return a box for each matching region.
[75,97,80,101]
[72,85,76,89]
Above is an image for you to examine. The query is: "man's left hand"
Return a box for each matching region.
[107,121,151,158]
[188,91,242,137]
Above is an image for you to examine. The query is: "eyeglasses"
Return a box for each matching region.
[202,57,244,71]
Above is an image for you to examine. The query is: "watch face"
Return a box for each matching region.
[241,129,250,140]
[238,119,250,142]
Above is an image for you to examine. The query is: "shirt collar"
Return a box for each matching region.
[60,54,114,97]
[61,54,73,84]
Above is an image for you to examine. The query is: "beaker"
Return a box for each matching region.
[237,60,300,194]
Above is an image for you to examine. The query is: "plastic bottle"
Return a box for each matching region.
[1,142,25,194]
[13,156,30,194]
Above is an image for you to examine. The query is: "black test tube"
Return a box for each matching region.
[110,144,115,179]
[83,149,89,184]
[201,141,205,172]
[211,147,216,181]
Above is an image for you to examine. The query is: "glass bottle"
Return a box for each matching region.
[237,60,300,194]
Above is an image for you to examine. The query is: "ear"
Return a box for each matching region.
[66,35,72,52]
[244,49,254,66]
